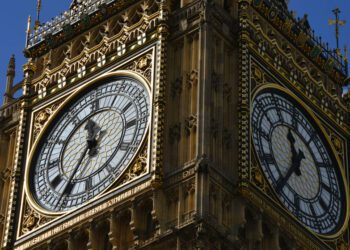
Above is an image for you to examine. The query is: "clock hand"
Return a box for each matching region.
[55,119,99,209]
[287,129,296,157]
[76,156,92,179]
[276,130,305,192]
[286,128,303,176]
[85,120,101,156]
[54,146,89,209]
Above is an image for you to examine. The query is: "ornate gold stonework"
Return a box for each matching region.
[119,146,148,184]
[124,54,153,83]
[32,102,62,142]
[1,0,349,249]
[20,199,53,236]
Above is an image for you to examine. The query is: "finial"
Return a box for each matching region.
[25,15,32,48]
[35,0,42,30]
[27,15,31,34]
[4,55,16,104]
[328,8,346,53]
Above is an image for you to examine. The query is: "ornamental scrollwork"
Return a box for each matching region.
[119,146,148,184]
[330,132,344,161]
[33,102,62,142]
[251,152,269,194]
[21,199,53,235]
[125,54,153,82]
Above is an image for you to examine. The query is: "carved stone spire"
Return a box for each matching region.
[3,55,15,104]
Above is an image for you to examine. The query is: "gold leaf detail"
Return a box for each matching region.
[120,146,148,184]
[33,102,62,141]
[21,199,53,235]
[125,54,153,82]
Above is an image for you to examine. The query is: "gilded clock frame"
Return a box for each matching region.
[24,70,153,217]
[251,83,350,239]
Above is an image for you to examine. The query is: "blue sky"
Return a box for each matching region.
[0,1,349,103]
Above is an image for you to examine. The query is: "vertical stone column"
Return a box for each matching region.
[2,60,35,249]
[3,55,15,105]
[129,203,139,245]
[245,213,263,249]
[66,232,76,250]
[151,0,169,188]
[269,227,280,250]
[108,211,119,249]
[86,221,98,250]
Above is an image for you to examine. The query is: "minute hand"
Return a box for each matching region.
[55,146,88,209]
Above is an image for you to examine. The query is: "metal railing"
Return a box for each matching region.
[253,0,348,75]
[26,0,120,48]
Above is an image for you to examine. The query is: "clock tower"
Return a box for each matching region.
[0,0,350,249]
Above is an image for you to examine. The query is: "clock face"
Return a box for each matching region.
[251,88,347,236]
[28,77,150,212]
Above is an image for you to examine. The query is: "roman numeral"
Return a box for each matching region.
[126,119,136,129]
[122,102,132,113]
[322,183,332,193]
[321,183,339,199]
[319,197,328,211]
[306,131,317,145]
[64,182,75,195]
[291,106,298,129]
[48,159,59,169]
[72,117,81,126]
[294,194,300,214]
[259,128,270,141]
[309,204,317,218]
[106,164,114,172]
[85,178,92,191]
[51,175,62,189]
[111,96,117,107]
[271,94,283,122]
[92,99,100,111]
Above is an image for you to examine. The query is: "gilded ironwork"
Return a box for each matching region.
[21,199,53,235]
[119,146,148,184]
[125,54,153,82]
[33,102,62,141]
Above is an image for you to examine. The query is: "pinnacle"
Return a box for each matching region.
[7,54,15,76]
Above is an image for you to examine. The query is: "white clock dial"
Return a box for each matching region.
[252,89,346,236]
[28,77,150,212]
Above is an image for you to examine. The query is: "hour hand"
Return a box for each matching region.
[84,120,101,156]
[85,120,100,141]
[294,149,305,176]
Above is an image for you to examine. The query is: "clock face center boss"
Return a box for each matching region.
[26,76,150,213]
[252,88,347,236]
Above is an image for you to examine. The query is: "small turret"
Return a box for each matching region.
[35,0,41,30]
[3,55,15,104]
